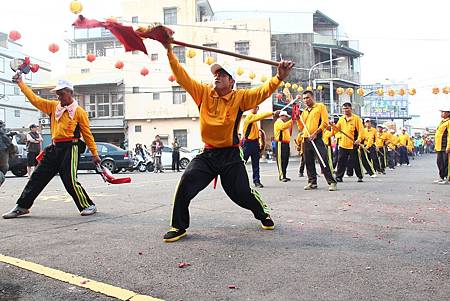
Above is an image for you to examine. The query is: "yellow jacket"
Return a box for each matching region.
[296,103,329,138]
[242,112,272,140]
[398,133,410,147]
[388,134,399,149]
[334,114,365,150]
[435,118,450,151]
[364,127,377,148]
[274,119,293,143]
[168,48,281,147]
[375,131,388,148]
[18,81,98,156]
[322,128,333,147]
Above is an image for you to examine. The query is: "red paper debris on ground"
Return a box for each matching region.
[178,262,191,268]
[138,252,143,255]
[228,285,237,289]
[80,280,89,285]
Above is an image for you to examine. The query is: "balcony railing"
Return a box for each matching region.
[311,66,360,83]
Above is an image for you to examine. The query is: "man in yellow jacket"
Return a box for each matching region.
[242,106,279,188]
[375,125,388,174]
[161,41,294,242]
[363,119,380,174]
[297,91,337,191]
[3,77,100,219]
[434,108,450,184]
[274,111,293,182]
[333,102,365,182]
[398,128,411,166]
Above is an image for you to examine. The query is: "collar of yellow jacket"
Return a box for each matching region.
[210,88,234,102]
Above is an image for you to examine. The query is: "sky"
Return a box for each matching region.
[1,0,449,127]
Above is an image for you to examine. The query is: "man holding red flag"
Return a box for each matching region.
[160,40,294,242]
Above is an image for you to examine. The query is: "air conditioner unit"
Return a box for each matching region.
[39,118,49,125]
[88,111,96,118]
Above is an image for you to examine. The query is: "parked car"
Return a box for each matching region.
[78,142,132,173]
[160,146,194,169]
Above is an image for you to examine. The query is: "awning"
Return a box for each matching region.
[313,43,363,58]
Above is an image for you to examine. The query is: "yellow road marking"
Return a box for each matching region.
[0,254,163,301]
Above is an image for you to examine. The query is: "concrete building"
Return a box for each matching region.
[0,32,51,131]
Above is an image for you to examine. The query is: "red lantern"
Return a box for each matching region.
[336,87,344,95]
[140,67,149,76]
[168,75,176,82]
[115,61,124,69]
[276,93,283,100]
[86,53,96,62]
[48,43,59,53]
[30,64,39,73]
[9,30,21,41]
[432,87,440,95]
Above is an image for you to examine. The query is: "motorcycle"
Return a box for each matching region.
[130,149,154,172]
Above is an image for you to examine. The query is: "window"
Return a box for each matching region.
[132,16,139,23]
[173,129,187,147]
[135,125,142,132]
[97,94,110,117]
[81,68,90,73]
[111,94,124,117]
[0,83,5,97]
[173,46,185,63]
[151,53,158,61]
[14,110,20,117]
[0,57,4,73]
[236,82,251,90]
[14,86,20,95]
[164,7,177,25]
[235,41,249,56]
[202,43,217,63]
[133,87,139,94]
[87,95,96,115]
[172,86,186,104]
[153,92,160,100]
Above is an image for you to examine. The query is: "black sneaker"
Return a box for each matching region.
[260,215,275,230]
[357,178,363,183]
[336,177,343,182]
[299,173,304,177]
[163,228,187,243]
[2,206,30,219]
[254,182,264,188]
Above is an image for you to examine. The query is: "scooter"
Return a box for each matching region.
[130,149,154,172]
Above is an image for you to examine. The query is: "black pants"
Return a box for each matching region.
[336,147,363,180]
[243,140,261,184]
[298,153,305,175]
[436,151,449,179]
[172,151,180,171]
[304,138,336,185]
[368,146,381,172]
[360,147,375,176]
[169,147,269,230]
[399,146,409,165]
[387,150,396,169]
[17,142,94,211]
[276,142,290,180]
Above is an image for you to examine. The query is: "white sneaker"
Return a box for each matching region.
[437,179,448,185]
[80,205,97,216]
[433,179,444,183]
[396,163,400,167]
[370,174,377,178]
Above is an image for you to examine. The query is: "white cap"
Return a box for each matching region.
[210,63,235,80]
[364,118,371,123]
[279,110,290,118]
[51,80,74,92]
[439,108,450,112]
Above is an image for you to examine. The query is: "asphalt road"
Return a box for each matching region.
[0,154,449,301]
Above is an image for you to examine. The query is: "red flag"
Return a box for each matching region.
[73,15,148,54]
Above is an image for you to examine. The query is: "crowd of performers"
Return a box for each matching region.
[2,37,448,245]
